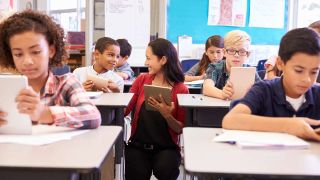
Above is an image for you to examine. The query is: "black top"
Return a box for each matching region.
[131,102,177,148]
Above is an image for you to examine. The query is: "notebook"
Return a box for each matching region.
[213,129,310,149]
[0,75,32,134]
[144,84,172,111]
[229,67,256,100]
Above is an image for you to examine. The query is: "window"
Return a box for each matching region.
[49,0,85,32]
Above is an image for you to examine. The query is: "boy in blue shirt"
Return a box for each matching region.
[223,28,320,141]
[115,39,134,80]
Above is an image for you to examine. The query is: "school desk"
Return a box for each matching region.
[177,94,230,127]
[183,127,320,179]
[0,126,121,180]
[124,79,202,94]
[92,93,133,180]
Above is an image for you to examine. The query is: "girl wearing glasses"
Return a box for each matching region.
[203,30,261,100]
[184,35,224,82]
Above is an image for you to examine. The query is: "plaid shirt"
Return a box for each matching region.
[41,72,101,129]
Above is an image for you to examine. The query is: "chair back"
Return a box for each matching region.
[52,65,71,75]
[181,59,200,73]
[256,59,267,71]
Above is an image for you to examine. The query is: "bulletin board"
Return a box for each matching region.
[167,0,288,45]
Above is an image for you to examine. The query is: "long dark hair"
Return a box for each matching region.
[148,38,184,86]
[198,35,224,74]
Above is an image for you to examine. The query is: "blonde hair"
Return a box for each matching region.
[224,30,251,48]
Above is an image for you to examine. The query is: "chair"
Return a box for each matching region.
[181,59,200,73]
[52,65,71,75]
[256,59,267,71]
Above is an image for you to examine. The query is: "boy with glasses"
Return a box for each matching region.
[203,30,261,100]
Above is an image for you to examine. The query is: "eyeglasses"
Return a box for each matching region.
[226,49,249,56]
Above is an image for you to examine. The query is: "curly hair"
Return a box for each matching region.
[0,10,67,69]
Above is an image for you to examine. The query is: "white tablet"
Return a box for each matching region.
[87,74,109,90]
[229,67,256,100]
[0,75,32,134]
[144,84,172,111]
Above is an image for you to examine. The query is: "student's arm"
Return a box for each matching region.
[223,103,320,141]
[116,72,129,80]
[184,63,204,82]
[45,76,101,129]
[203,79,233,100]
[0,111,7,126]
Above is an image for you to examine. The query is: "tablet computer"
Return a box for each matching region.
[87,74,109,91]
[144,84,172,111]
[229,67,256,100]
[0,75,32,134]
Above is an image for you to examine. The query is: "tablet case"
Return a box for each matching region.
[144,84,172,111]
[0,75,32,134]
[229,67,256,100]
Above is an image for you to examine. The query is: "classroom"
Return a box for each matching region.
[0,0,320,180]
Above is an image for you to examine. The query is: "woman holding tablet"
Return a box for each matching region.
[124,38,189,180]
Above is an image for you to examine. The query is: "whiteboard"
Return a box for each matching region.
[105,0,150,47]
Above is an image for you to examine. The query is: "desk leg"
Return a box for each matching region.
[115,108,124,180]
[185,108,193,127]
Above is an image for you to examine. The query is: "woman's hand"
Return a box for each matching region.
[147,95,174,119]
[15,87,53,124]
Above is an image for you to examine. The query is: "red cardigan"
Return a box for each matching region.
[125,73,189,145]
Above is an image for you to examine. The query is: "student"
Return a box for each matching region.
[203,30,260,100]
[115,39,134,80]
[124,38,189,180]
[184,35,224,82]
[223,28,320,141]
[309,20,320,84]
[263,55,282,80]
[73,37,124,93]
[0,10,101,128]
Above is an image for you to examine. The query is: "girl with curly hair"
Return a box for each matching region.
[0,10,101,129]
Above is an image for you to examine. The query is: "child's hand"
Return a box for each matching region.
[0,111,8,126]
[83,80,94,91]
[284,118,320,141]
[15,87,53,124]
[104,79,120,93]
[221,81,234,100]
[147,95,174,119]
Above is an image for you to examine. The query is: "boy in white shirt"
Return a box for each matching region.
[73,37,124,92]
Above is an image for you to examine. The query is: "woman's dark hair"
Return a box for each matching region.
[148,38,184,86]
[95,37,119,54]
[0,10,67,69]
[198,35,224,74]
[278,28,320,63]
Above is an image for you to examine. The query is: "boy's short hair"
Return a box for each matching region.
[278,28,320,63]
[309,20,320,34]
[224,30,251,48]
[95,37,119,54]
[116,39,132,57]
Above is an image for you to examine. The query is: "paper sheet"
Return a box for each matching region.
[178,36,193,58]
[0,125,90,146]
[249,0,285,28]
[213,129,310,149]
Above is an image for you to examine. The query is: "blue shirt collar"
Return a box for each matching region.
[273,77,314,108]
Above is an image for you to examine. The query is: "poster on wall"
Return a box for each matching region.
[249,0,285,28]
[297,0,320,28]
[207,0,247,27]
